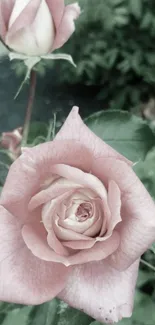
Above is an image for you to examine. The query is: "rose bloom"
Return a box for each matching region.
[0,127,22,160]
[0,107,155,324]
[0,0,80,56]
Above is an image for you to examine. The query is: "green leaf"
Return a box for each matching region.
[129,0,142,19]
[26,299,92,325]
[132,291,155,325]
[137,270,155,288]
[1,306,32,325]
[0,303,24,314]
[56,299,92,325]
[41,53,76,67]
[85,111,155,162]
[140,11,152,29]
[134,147,155,198]
[0,299,93,325]
[27,300,58,325]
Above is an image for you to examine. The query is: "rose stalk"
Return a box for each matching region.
[22,70,37,147]
[0,0,81,146]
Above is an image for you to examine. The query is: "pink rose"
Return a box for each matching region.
[0,0,80,56]
[0,107,155,323]
[0,127,23,160]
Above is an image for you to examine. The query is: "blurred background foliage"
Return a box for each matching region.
[57,0,155,111]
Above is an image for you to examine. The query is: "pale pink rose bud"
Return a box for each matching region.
[0,108,155,323]
[0,127,22,160]
[0,0,80,56]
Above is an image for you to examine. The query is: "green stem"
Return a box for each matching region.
[22,70,37,147]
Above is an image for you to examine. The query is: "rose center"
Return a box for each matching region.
[76,202,93,222]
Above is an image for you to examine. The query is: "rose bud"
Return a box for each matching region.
[0,127,23,160]
[0,0,80,56]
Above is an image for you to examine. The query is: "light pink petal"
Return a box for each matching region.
[107,180,122,234]
[63,232,119,256]
[29,179,81,211]
[46,0,64,28]
[47,227,69,256]
[0,0,15,24]
[0,0,15,39]
[0,140,92,223]
[83,204,103,237]
[64,231,119,266]
[42,191,74,229]
[60,200,101,235]
[99,198,111,237]
[52,164,107,200]
[52,215,90,241]
[59,214,97,234]
[6,0,42,37]
[41,193,73,255]
[0,205,69,304]
[52,3,80,51]
[59,259,139,323]
[55,107,132,165]
[22,222,69,261]
[0,8,6,39]
[63,239,95,250]
[92,158,155,270]
[0,0,15,40]
[22,221,69,264]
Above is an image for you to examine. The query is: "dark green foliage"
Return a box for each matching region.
[54,0,155,110]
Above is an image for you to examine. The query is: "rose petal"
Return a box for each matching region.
[0,205,69,304]
[55,107,132,165]
[83,204,103,237]
[52,3,81,51]
[22,221,119,266]
[0,0,15,39]
[99,198,111,237]
[22,221,69,260]
[92,158,155,270]
[0,0,15,24]
[52,164,107,200]
[0,140,92,223]
[42,191,74,229]
[6,0,41,37]
[64,231,119,266]
[58,259,139,323]
[63,239,95,250]
[52,215,90,241]
[46,0,65,29]
[22,221,69,264]
[29,178,81,211]
[106,180,122,234]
